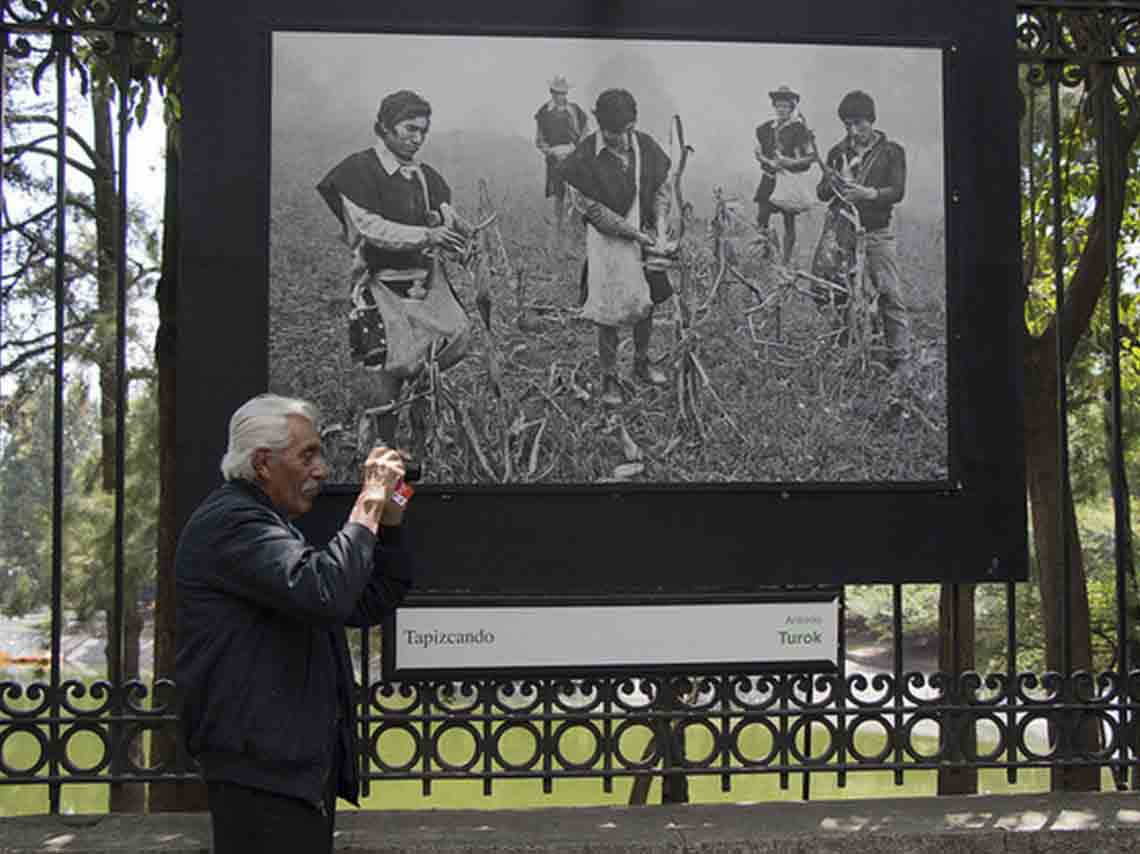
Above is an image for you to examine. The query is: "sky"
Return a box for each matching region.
[272,32,947,209]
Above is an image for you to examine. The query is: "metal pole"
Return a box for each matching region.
[49,29,69,816]
[891,584,904,787]
[1006,581,1019,784]
[1094,62,1131,791]
[111,25,131,778]
[1047,66,1071,682]
[835,587,847,791]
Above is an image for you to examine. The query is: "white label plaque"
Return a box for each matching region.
[390,599,839,673]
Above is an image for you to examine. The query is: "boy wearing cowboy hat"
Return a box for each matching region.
[753,84,815,265]
[534,74,590,244]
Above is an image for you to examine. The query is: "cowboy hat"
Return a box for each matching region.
[548,75,572,93]
[768,84,800,104]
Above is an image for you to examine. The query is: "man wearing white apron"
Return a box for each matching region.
[558,88,673,407]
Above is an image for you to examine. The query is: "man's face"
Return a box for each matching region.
[773,100,794,121]
[844,117,875,146]
[381,115,430,162]
[601,121,635,154]
[551,90,568,108]
[256,415,328,520]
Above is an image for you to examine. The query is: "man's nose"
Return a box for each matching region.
[314,458,329,480]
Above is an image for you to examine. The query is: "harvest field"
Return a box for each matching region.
[268,34,949,487]
[269,127,948,487]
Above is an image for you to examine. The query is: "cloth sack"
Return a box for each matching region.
[769,167,818,214]
[351,256,471,379]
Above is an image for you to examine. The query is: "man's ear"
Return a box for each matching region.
[251,448,272,481]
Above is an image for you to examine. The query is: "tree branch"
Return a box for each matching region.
[10,220,102,280]
[3,145,98,182]
[7,113,105,169]
[1036,83,1139,367]
[1,342,56,378]
[4,203,56,232]
[1,322,89,354]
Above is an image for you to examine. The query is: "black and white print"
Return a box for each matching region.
[268,32,948,486]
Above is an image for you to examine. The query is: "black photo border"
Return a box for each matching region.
[180,0,1025,590]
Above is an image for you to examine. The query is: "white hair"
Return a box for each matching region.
[219,393,320,482]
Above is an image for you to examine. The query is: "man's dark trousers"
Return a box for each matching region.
[208,774,337,854]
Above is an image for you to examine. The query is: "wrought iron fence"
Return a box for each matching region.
[1,0,1138,812]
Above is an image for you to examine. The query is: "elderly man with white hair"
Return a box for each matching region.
[175,393,414,854]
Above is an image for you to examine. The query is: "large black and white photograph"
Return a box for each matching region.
[268,32,949,487]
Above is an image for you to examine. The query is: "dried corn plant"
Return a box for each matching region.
[275,129,948,485]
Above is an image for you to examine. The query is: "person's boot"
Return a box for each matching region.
[633,358,668,386]
[600,374,623,407]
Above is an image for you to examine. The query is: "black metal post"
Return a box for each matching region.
[49,29,68,817]
[1047,64,1071,680]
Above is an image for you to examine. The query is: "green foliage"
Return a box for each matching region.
[1,53,162,413]
[0,30,170,623]
[76,27,181,133]
[846,506,1140,677]
[1015,45,1140,693]
[0,378,158,621]
[0,380,98,615]
[846,584,940,640]
[1019,67,1140,325]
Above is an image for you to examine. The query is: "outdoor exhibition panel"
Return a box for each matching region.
[179,0,1024,597]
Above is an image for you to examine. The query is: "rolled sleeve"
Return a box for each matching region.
[342,194,430,252]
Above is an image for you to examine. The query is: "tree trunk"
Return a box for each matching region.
[107,594,147,813]
[1017,59,1137,791]
[148,120,207,812]
[1102,386,1139,670]
[1103,382,1140,791]
[627,685,689,806]
[1024,334,1100,791]
[90,82,148,814]
[91,83,118,494]
[937,584,977,795]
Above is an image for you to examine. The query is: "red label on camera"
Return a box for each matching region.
[392,480,415,507]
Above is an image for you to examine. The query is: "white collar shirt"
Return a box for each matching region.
[374,142,421,181]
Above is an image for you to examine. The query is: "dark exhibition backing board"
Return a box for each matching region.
[179,0,1025,595]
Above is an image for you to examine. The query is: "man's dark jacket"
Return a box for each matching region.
[175,480,414,808]
[817,130,906,231]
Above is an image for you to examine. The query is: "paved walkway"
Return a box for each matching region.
[3,792,1140,853]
